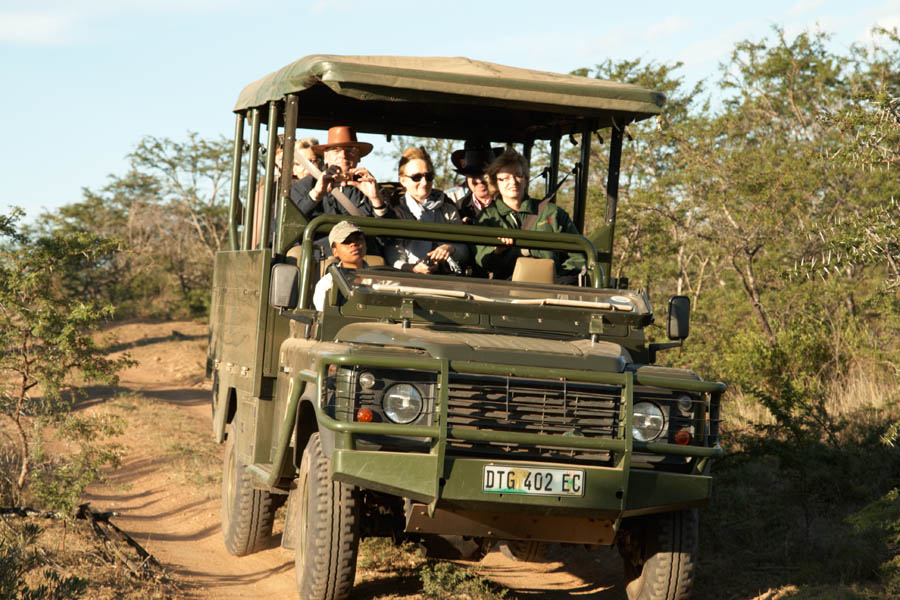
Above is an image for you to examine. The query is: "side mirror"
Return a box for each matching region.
[270,263,299,310]
[667,295,690,340]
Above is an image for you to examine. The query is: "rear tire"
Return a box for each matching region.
[295,433,360,600]
[221,431,275,556]
[499,540,546,562]
[619,509,698,600]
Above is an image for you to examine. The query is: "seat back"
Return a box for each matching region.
[511,257,554,284]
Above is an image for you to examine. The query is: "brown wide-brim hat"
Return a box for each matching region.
[312,126,373,157]
[451,141,504,176]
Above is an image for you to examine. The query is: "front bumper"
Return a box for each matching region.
[291,352,722,534]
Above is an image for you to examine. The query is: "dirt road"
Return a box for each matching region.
[85,320,627,599]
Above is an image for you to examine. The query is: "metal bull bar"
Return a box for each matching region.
[254,350,725,518]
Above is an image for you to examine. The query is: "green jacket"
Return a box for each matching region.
[475,196,585,280]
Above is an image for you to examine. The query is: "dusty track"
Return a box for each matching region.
[85,320,628,599]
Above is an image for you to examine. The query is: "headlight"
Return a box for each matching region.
[382,383,423,424]
[358,371,376,390]
[633,401,665,442]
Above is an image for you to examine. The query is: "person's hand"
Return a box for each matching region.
[310,165,342,201]
[493,237,514,253]
[412,260,435,274]
[346,167,381,206]
[427,244,454,263]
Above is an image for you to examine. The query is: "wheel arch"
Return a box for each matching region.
[293,397,319,468]
[214,379,239,443]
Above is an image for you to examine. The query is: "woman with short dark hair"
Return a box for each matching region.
[475,149,584,280]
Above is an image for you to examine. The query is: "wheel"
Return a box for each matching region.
[619,509,698,600]
[221,431,275,556]
[499,540,546,562]
[295,433,360,600]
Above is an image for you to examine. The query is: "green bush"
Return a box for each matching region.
[419,561,507,600]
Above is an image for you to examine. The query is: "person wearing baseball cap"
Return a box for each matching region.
[312,221,369,311]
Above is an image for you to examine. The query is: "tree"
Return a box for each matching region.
[0,208,132,502]
[38,133,234,317]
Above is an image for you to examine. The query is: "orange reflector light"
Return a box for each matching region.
[674,430,692,445]
[356,408,373,423]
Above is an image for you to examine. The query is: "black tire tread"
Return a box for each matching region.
[221,433,275,556]
[296,433,359,600]
[499,540,546,562]
[624,509,698,600]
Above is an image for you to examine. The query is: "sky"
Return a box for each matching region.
[2,0,900,221]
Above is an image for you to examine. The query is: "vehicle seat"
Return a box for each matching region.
[511,257,554,284]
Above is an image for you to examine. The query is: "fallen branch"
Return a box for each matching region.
[75,503,163,580]
[1,503,165,581]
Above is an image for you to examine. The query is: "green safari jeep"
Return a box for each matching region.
[207,55,725,600]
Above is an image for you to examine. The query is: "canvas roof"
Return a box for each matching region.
[234,55,665,141]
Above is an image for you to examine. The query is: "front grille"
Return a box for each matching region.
[445,373,622,465]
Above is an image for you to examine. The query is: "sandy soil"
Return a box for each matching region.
[84,320,628,599]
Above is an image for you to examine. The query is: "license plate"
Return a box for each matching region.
[482,465,584,496]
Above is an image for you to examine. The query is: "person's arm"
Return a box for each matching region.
[474,209,517,276]
[441,200,470,264]
[312,272,333,311]
[292,176,322,219]
[555,206,587,273]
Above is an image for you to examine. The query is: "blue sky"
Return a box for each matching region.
[2,0,899,221]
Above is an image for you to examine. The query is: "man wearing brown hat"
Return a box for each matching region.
[312,221,368,311]
[292,126,390,222]
[446,140,503,224]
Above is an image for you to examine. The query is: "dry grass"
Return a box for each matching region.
[1,516,182,599]
[723,362,900,433]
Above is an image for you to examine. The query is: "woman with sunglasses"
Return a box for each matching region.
[386,147,468,274]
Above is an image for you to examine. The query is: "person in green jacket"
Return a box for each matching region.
[475,149,584,281]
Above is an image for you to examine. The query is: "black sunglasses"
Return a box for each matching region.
[406,172,435,182]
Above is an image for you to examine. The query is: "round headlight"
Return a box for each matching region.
[633,401,665,442]
[382,384,423,424]
[677,395,693,413]
[358,371,376,390]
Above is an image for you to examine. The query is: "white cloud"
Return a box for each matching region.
[787,0,826,18]
[0,11,75,45]
[644,16,693,40]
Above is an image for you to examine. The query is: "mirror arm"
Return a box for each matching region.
[648,340,682,364]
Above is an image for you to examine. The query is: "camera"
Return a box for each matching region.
[420,254,462,275]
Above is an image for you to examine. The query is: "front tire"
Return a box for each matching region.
[221,431,275,556]
[295,433,360,600]
[619,509,698,600]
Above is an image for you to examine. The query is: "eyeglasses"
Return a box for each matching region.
[405,172,435,183]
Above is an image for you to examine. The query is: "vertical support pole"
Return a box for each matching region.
[605,122,624,247]
[260,101,279,250]
[547,136,560,198]
[275,95,299,254]
[573,124,592,232]
[228,113,245,251]
[522,139,534,197]
[242,108,261,251]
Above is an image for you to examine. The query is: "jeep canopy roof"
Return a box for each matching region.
[233,54,665,141]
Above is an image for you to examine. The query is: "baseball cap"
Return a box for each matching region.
[328,221,363,246]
